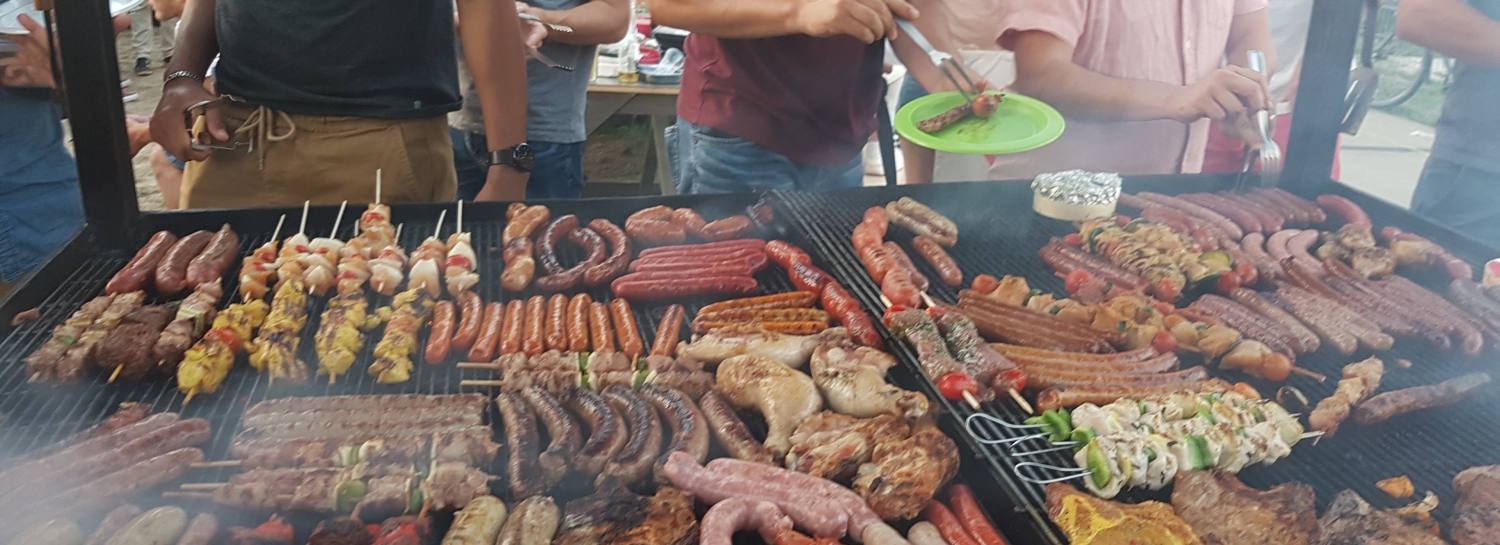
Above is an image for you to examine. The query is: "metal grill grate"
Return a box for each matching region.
[775,180,1500,544]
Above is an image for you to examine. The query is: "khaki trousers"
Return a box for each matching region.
[181,103,457,208]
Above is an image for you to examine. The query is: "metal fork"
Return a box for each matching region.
[1247,50,1282,183]
[894,19,981,100]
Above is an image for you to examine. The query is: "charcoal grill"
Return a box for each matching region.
[774,176,1500,544]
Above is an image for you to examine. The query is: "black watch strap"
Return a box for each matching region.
[489,143,534,173]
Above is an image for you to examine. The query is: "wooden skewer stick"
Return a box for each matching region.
[1289,366,1326,382]
[433,210,447,240]
[180,482,226,490]
[879,293,893,308]
[183,390,197,406]
[961,390,980,410]
[270,214,286,246]
[109,365,123,383]
[298,201,310,239]
[189,460,242,469]
[920,292,938,308]
[457,200,464,235]
[460,379,506,387]
[417,497,432,519]
[1007,388,1034,414]
[330,200,347,238]
[456,362,501,369]
[375,169,382,204]
[163,492,212,500]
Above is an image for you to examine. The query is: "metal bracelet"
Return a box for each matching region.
[162,70,205,85]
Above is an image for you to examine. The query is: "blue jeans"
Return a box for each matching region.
[451,128,586,200]
[897,72,929,110]
[666,119,864,194]
[1411,156,1500,247]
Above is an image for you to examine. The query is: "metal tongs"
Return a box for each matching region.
[894,18,981,101]
[517,13,574,71]
[1243,49,1282,190]
[185,97,247,152]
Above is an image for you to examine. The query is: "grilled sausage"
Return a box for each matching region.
[185,224,239,287]
[671,208,708,236]
[425,301,456,365]
[542,294,568,352]
[699,292,817,315]
[1316,194,1373,231]
[567,294,592,352]
[599,384,662,486]
[883,241,931,292]
[173,513,217,545]
[638,239,767,260]
[1355,372,1491,425]
[496,392,546,499]
[84,505,144,545]
[443,496,508,545]
[912,235,963,287]
[583,219,631,287]
[1266,288,1360,354]
[1191,295,1303,355]
[102,506,187,545]
[495,496,560,545]
[822,282,882,348]
[521,387,582,488]
[650,304,685,357]
[522,296,546,357]
[536,215,579,277]
[107,231,178,295]
[638,384,710,484]
[625,205,689,246]
[589,302,616,353]
[1135,192,1243,240]
[1228,288,1320,354]
[1022,366,1211,391]
[699,215,755,242]
[698,391,773,464]
[153,230,213,296]
[495,299,524,356]
[452,292,482,352]
[609,298,645,358]
[565,389,627,476]
[788,262,836,295]
[1035,380,1234,411]
[468,302,505,362]
[886,197,958,247]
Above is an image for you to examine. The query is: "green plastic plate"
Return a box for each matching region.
[895,91,1065,155]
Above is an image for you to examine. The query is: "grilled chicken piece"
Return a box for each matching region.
[853,418,959,521]
[677,326,824,369]
[554,480,697,545]
[1351,247,1397,279]
[1171,471,1316,545]
[809,330,929,419]
[785,412,909,483]
[714,355,823,461]
[1308,357,1384,438]
[1045,483,1203,545]
[1313,490,1445,545]
[1453,465,1500,545]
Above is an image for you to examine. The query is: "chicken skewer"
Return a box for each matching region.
[239,215,285,301]
[249,279,312,383]
[445,201,479,298]
[369,288,435,384]
[275,202,313,289]
[303,201,347,296]
[408,211,447,298]
[371,224,407,296]
[178,298,270,404]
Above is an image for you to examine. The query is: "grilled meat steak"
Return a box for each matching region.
[1313,490,1444,545]
[1045,483,1202,545]
[554,479,697,545]
[1171,471,1316,545]
[1453,465,1500,545]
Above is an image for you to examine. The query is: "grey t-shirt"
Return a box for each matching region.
[449,0,597,144]
[1430,0,1500,173]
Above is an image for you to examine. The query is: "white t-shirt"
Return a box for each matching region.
[1268,0,1315,103]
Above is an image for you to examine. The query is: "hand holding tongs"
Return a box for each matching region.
[894,18,982,101]
[185,97,245,152]
[517,13,574,71]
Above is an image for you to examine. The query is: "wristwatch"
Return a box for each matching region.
[488,143,534,173]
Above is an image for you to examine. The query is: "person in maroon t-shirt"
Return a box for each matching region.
[647,0,981,194]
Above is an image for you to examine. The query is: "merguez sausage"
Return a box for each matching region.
[107,231,178,295]
[590,301,616,353]
[500,300,525,356]
[912,235,963,287]
[1354,372,1491,425]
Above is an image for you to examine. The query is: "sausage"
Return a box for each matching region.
[882,267,923,308]
[597,384,662,486]
[856,239,898,284]
[567,294,592,352]
[609,298,645,358]
[789,262,836,294]
[500,299,526,356]
[153,230,213,295]
[911,236,963,287]
[184,224,239,287]
[1239,232,1283,283]
[990,343,1157,364]
[765,240,813,270]
[102,506,187,545]
[1039,239,1147,291]
[1135,192,1244,240]
[85,505,144,545]
[1325,274,1441,346]
[106,231,178,295]
[1356,372,1491,425]
[1139,205,1200,236]
[638,239,768,259]
[1219,192,1288,232]
[589,302,616,353]
[907,522,949,545]
[1035,380,1235,411]
[1316,194,1373,231]
[495,496,560,545]
[638,384,711,483]
[696,321,828,335]
[883,241,931,292]
[1264,188,1327,224]
[1265,229,1299,263]
[700,292,818,315]
[651,304,686,357]
[948,484,1006,545]
[500,237,537,292]
[521,387,582,489]
[699,215,755,242]
[700,499,794,545]
[536,215,579,277]
[1282,261,1416,339]
[535,226,600,293]
[425,300,456,365]
[1236,190,1303,226]
[1228,288,1320,354]
[468,302,505,362]
[886,197,959,246]
[1175,193,1262,233]
[862,206,890,236]
[694,308,830,327]
[450,292,483,352]
[584,219,632,287]
[1326,260,1477,353]
[442,496,508,545]
[626,205,689,246]
[566,389,628,476]
[698,390,774,465]
[544,294,568,352]
[173,513,217,545]
[1022,366,1210,391]
[502,205,551,245]
[522,295,546,357]
[496,392,546,499]
[625,263,758,278]
[1011,352,1179,375]
[671,208,708,236]
[920,501,981,545]
[959,291,1119,350]
[1382,226,1474,280]
[610,276,759,301]
[1191,295,1303,355]
[629,247,769,271]
[1449,279,1500,331]
[37,447,201,515]
[821,283,882,348]
[1268,288,1371,354]
[1286,230,1324,276]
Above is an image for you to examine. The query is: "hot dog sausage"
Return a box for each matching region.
[821,283,882,348]
[625,263,758,278]
[185,224,239,287]
[468,302,505,362]
[912,236,963,287]
[522,295,546,356]
[610,276,759,301]
[583,219,631,287]
[500,299,526,356]
[609,298,644,358]
[1316,194,1372,231]
[590,302,616,353]
[107,231,178,295]
[629,248,769,272]
[567,294,592,352]
[424,300,456,364]
[883,241,930,292]
[154,230,213,295]
[651,304,685,357]
[452,292,483,352]
[638,239,767,260]
[544,294,568,352]
[764,240,812,270]
[789,262,836,294]
[699,215,754,242]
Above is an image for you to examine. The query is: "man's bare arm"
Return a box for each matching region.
[1397,0,1500,68]
[457,0,530,200]
[645,0,916,43]
[149,0,223,161]
[519,0,630,46]
[1224,8,1275,73]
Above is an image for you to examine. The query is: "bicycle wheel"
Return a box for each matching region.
[1366,2,1433,108]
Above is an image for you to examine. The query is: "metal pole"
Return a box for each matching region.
[1282,0,1364,195]
[51,0,141,247]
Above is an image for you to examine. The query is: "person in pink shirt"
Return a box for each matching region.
[988,0,1275,180]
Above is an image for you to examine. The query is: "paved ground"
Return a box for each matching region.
[1337,109,1434,209]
